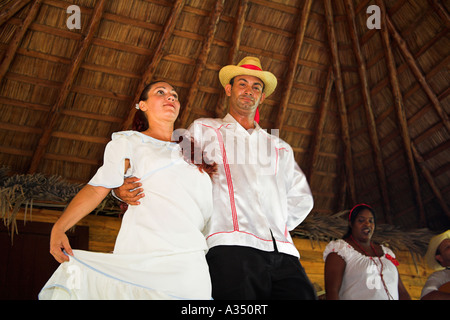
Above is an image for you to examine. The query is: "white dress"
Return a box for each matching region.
[323,239,400,300]
[39,131,213,300]
[420,269,450,298]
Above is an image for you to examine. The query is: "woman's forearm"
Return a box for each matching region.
[53,184,110,232]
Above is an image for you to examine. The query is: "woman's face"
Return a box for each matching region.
[351,209,375,242]
[139,82,180,123]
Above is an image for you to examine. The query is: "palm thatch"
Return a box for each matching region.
[293,210,435,256]
[0,166,120,236]
[0,1,449,241]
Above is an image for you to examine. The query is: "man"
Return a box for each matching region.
[115,57,316,299]
[421,230,450,300]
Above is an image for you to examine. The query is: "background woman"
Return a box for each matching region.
[323,203,411,300]
[39,81,215,300]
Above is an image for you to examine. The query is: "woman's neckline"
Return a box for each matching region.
[342,238,384,258]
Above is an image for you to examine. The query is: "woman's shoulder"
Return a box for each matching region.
[379,243,396,257]
[111,130,140,140]
[111,130,166,145]
[323,239,354,261]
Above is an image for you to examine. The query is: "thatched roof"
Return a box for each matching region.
[0,0,449,234]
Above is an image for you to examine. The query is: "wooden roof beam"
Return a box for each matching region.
[344,0,391,222]
[386,13,450,133]
[324,0,356,204]
[377,0,425,226]
[427,0,450,29]
[0,0,31,27]
[0,0,42,86]
[412,143,450,220]
[178,0,225,128]
[307,67,334,182]
[215,0,249,118]
[275,0,312,131]
[121,0,186,131]
[28,0,107,174]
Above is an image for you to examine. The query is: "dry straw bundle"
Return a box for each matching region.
[0,167,120,238]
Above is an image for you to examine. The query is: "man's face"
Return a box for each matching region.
[436,239,450,267]
[225,75,266,116]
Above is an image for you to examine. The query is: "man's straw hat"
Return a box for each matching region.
[219,57,278,97]
[425,230,450,270]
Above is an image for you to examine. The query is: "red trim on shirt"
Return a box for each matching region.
[201,124,239,231]
[200,122,294,247]
[275,147,287,175]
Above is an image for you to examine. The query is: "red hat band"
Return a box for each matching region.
[240,64,262,71]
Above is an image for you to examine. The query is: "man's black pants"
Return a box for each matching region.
[206,245,317,300]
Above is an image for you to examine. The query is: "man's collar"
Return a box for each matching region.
[223,113,261,131]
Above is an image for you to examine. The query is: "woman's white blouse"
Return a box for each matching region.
[40,131,214,300]
[89,131,213,255]
[324,239,400,300]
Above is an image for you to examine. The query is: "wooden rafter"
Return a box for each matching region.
[324,0,356,204]
[344,0,391,222]
[215,0,249,118]
[0,0,446,232]
[0,0,42,85]
[275,0,312,131]
[28,0,107,174]
[377,0,426,226]
[427,0,450,29]
[411,143,450,220]
[178,0,225,128]
[385,13,450,133]
[121,0,186,131]
[0,0,31,28]
[307,67,334,182]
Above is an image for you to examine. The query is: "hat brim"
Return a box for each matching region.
[425,230,450,270]
[219,65,277,97]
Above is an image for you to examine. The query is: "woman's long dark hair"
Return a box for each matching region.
[133,82,157,132]
[133,82,217,178]
[343,204,376,239]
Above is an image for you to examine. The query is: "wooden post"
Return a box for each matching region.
[377,0,426,226]
[308,67,334,182]
[121,0,186,131]
[275,0,312,131]
[28,0,107,174]
[0,0,32,27]
[215,0,249,118]
[0,0,42,86]
[411,143,450,220]
[344,0,391,222]
[324,0,356,204]
[386,14,450,133]
[178,0,225,128]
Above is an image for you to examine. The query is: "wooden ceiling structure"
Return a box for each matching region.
[0,0,449,232]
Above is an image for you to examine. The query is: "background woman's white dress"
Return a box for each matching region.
[323,239,399,300]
